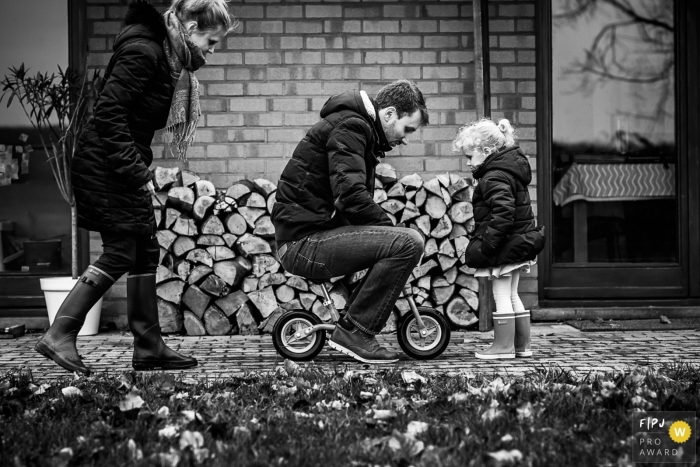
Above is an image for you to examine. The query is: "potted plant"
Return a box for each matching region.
[1,64,103,334]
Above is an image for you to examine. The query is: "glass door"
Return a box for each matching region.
[541,0,690,300]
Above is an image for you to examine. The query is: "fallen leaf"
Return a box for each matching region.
[61,386,82,398]
[388,429,425,457]
[32,383,51,396]
[516,402,533,420]
[153,373,176,393]
[486,449,523,464]
[405,421,429,438]
[179,430,204,450]
[215,440,230,453]
[392,397,409,412]
[179,410,204,423]
[448,392,470,403]
[373,409,397,420]
[284,359,300,376]
[359,436,389,452]
[330,400,346,410]
[293,378,310,391]
[158,425,180,439]
[402,370,427,384]
[119,387,145,412]
[660,315,671,324]
[149,449,181,467]
[191,448,210,464]
[127,439,143,461]
[115,374,132,391]
[278,386,298,396]
[157,406,170,419]
[481,407,503,422]
[410,397,429,408]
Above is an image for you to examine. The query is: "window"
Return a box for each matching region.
[0,1,70,275]
[550,0,677,264]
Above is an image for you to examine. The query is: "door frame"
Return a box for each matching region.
[536,0,700,307]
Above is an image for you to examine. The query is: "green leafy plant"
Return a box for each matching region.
[0,64,101,278]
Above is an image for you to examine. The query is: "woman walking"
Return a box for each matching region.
[35,0,236,375]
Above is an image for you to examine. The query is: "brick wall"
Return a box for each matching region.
[84,0,538,327]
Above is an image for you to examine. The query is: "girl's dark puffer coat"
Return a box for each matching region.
[72,2,173,236]
[465,146,545,268]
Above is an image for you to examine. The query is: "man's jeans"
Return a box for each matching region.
[91,232,160,281]
[277,226,424,335]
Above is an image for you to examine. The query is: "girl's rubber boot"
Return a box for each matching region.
[514,310,532,357]
[35,266,115,376]
[475,313,516,360]
[127,273,198,371]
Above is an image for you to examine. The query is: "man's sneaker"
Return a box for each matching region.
[328,325,400,363]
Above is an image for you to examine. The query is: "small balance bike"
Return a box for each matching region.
[272,282,451,361]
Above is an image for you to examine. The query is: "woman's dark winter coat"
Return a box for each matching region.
[271,90,394,243]
[72,1,173,235]
[465,146,545,268]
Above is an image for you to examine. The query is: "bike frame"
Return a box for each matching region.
[284,283,431,345]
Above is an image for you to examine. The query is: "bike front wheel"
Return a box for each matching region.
[272,311,326,361]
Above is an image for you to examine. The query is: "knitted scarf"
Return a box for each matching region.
[163,10,206,160]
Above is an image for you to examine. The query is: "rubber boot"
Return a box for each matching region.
[35,266,115,375]
[127,273,197,371]
[475,313,516,360]
[514,310,532,357]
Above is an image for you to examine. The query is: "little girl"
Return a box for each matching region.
[452,118,545,360]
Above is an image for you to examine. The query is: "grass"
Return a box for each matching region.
[1,362,699,467]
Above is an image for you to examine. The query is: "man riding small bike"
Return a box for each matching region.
[271,80,430,364]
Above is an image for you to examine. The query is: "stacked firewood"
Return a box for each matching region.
[152,163,479,336]
[373,163,479,329]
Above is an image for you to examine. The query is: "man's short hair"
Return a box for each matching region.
[374,79,429,126]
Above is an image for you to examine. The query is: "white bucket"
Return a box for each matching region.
[39,277,103,336]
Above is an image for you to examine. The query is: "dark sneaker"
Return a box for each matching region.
[328,325,400,363]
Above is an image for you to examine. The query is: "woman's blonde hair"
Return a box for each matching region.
[451,118,516,155]
[170,0,237,33]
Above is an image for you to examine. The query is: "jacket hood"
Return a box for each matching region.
[472,146,532,185]
[320,90,392,154]
[114,1,166,50]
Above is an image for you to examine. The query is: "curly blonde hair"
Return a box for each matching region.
[451,118,516,156]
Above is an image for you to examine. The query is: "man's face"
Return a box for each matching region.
[381,108,423,149]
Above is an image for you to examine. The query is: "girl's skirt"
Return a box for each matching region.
[473,259,536,280]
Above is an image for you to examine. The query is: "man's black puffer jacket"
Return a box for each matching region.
[72,1,173,235]
[271,90,394,243]
[465,146,545,268]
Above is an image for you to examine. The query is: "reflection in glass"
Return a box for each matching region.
[551,0,677,263]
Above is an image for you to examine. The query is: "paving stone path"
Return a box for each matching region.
[1,325,698,380]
